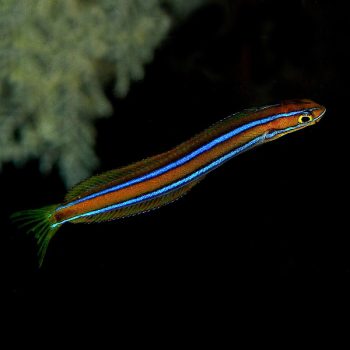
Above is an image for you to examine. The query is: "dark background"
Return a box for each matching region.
[1,0,347,313]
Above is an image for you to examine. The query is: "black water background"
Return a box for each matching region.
[1,0,347,313]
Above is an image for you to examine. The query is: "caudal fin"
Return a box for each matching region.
[11,205,60,267]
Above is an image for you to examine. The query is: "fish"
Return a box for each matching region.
[12,99,326,266]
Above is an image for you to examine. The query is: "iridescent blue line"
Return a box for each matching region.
[57,108,308,211]
[265,124,301,139]
[52,135,265,226]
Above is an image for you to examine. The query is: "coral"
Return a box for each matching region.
[0,0,206,187]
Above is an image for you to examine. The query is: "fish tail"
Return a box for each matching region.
[11,204,61,267]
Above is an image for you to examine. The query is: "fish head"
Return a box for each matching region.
[264,99,326,141]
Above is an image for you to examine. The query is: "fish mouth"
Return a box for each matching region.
[313,106,326,122]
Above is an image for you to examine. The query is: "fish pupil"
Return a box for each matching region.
[300,115,311,123]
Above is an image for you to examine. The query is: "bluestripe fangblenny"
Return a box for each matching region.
[12,99,326,265]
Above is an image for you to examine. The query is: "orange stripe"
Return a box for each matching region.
[56,99,322,222]
[57,123,271,221]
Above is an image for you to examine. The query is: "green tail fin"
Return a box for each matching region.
[11,205,60,267]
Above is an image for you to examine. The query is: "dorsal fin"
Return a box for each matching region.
[64,111,248,203]
[64,151,170,202]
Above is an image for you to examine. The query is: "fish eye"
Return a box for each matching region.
[298,114,313,124]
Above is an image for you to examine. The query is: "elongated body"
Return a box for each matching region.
[13,99,325,265]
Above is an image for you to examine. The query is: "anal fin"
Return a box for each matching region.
[72,177,204,223]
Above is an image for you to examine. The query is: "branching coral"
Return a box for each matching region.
[0,0,206,186]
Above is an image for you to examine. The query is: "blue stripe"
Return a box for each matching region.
[265,124,301,139]
[52,135,265,226]
[57,108,308,211]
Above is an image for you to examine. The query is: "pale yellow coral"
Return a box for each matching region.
[0,0,206,186]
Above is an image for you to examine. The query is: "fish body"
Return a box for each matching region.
[12,99,326,265]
